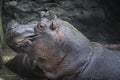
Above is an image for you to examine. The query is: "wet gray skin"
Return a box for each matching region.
[6,18,120,80]
[6,18,92,79]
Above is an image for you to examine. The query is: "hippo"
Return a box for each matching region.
[5,18,120,80]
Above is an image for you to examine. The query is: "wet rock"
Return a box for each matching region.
[3,0,120,43]
[15,1,32,12]
[5,1,18,7]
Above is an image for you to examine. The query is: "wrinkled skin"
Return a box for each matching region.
[6,18,120,80]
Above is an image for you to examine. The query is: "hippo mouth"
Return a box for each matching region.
[15,34,39,47]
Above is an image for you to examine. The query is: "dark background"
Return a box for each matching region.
[2,0,120,44]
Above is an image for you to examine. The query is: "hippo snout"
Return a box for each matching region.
[6,23,38,53]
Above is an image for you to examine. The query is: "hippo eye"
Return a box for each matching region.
[38,24,45,30]
[35,24,45,32]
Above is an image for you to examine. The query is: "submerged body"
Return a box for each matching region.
[6,18,120,80]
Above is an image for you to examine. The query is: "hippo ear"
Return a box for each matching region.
[50,21,58,30]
